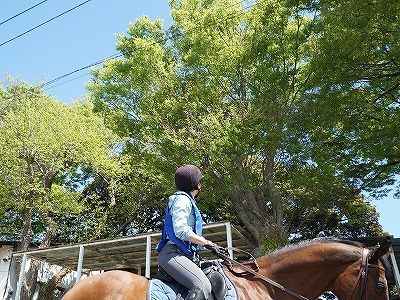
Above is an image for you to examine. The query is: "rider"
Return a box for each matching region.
[156,164,220,300]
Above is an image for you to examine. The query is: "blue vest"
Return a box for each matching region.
[156,191,203,257]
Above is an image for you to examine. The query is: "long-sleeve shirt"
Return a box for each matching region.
[168,193,196,242]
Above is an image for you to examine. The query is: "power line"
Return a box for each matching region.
[43,0,258,90]
[44,72,91,91]
[0,0,92,48]
[0,0,49,26]
[43,53,123,88]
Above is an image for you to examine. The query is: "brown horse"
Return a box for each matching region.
[61,238,390,300]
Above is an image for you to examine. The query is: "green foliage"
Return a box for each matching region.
[304,0,400,195]
[86,0,395,246]
[261,227,290,253]
[2,0,396,251]
[0,76,122,247]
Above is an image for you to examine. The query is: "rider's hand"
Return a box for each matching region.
[205,241,220,256]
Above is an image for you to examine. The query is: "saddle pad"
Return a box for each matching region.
[147,269,238,300]
[147,278,181,300]
[220,268,238,300]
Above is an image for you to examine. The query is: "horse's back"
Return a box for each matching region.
[62,270,149,300]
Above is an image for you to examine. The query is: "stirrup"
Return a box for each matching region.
[185,286,206,300]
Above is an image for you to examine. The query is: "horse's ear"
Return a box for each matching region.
[370,242,390,263]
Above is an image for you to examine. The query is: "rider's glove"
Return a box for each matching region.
[205,241,220,256]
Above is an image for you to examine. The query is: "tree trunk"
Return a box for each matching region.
[14,256,40,300]
[229,158,276,253]
[16,161,40,300]
[38,268,70,300]
[216,154,288,256]
[264,152,283,228]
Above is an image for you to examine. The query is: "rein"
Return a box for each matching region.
[219,247,374,300]
[219,248,309,300]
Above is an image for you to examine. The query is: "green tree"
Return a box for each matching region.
[0,77,121,299]
[88,0,387,254]
[304,0,400,196]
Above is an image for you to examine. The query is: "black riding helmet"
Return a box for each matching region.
[175,164,203,192]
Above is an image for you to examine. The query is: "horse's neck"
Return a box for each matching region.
[255,243,360,299]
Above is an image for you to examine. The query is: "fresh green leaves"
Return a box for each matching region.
[0,77,120,245]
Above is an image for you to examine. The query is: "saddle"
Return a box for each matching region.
[156,260,228,300]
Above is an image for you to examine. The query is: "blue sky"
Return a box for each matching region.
[0,0,173,102]
[1,1,398,238]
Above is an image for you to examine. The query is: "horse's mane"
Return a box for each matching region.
[263,237,364,257]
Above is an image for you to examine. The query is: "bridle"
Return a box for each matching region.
[345,248,369,300]
[219,247,383,300]
[345,248,386,300]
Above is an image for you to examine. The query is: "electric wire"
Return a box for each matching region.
[2,0,263,102]
[1,0,256,107]
[0,0,92,48]
[44,72,91,91]
[42,0,258,90]
[0,0,49,26]
[1,0,254,91]
[43,53,122,87]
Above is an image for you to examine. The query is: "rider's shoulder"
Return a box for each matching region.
[169,192,191,207]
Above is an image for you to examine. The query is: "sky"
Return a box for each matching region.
[0,0,173,102]
[0,1,399,238]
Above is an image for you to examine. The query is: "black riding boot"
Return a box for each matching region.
[184,286,206,300]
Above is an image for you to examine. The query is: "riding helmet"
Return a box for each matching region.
[175,164,203,192]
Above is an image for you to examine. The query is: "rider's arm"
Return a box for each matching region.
[188,232,210,246]
[170,194,196,240]
[170,194,211,246]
